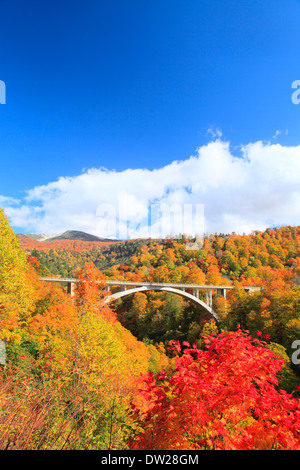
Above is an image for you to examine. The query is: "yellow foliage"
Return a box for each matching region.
[0,209,40,341]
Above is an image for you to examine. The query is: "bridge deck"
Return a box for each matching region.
[40,277,261,291]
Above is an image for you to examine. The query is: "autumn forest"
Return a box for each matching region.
[1,208,300,450]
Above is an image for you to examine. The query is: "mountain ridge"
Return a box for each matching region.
[19,230,118,243]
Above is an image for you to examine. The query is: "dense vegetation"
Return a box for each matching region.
[21,225,300,358]
[1,209,300,449]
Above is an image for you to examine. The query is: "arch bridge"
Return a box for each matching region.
[40,277,261,321]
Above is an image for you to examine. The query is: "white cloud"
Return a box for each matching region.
[207,127,223,140]
[2,139,300,238]
[0,195,19,206]
[272,130,281,139]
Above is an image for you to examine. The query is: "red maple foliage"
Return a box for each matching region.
[129,328,300,450]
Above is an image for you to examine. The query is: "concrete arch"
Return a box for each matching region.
[105,285,218,320]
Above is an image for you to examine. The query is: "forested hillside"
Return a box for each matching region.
[20,225,300,358]
[20,225,300,282]
[1,209,300,450]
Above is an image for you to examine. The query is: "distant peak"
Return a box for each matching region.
[45,230,118,242]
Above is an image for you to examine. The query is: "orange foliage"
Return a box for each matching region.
[74,262,115,322]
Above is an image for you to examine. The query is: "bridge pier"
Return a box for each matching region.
[206,289,213,308]
[67,282,75,296]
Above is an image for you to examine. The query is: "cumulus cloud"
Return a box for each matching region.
[2,139,300,238]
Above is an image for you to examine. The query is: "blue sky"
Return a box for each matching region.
[1,0,300,237]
